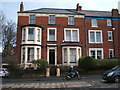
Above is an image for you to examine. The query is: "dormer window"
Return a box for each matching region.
[29,15,35,24]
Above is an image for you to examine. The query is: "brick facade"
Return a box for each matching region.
[17,2,120,68]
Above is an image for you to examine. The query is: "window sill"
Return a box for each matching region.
[63,41,79,43]
[48,24,56,25]
[47,41,57,42]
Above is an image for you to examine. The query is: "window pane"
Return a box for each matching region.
[22,48,25,63]
[96,32,101,42]
[70,48,76,63]
[68,16,74,25]
[97,50,102,59]
[30,15,35,24]
[23,29,26,40]
[37,48,39,59]
[72,30,78,41]
[108,32,113,41]
[49,29,55,41]
[28,28,34,40]
[109,50,114,58]
[66,30,71,41]
[90,50,95,58]
[49,15,55,24]
[92,19,98,27]
[107,19,112,26]
[37,29,40,41]
[64,48,67,63]
[28,48,34,61]
[90,31,95,42]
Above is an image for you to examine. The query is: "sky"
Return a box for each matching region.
[0,0,120,52]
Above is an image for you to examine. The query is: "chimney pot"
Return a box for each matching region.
[20,2,24,11]
[76,3,82,11]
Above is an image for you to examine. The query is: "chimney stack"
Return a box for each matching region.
[112,9,119,17]
[20,2,24,11]
[76,3,82,11]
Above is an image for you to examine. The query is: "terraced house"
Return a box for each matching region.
[17,2,120,68]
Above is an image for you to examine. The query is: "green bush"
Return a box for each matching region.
[78,56,119,70]
[32,59,49,73]
[79,56,97,70]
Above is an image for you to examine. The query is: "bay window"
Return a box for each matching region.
[28,28,34,41]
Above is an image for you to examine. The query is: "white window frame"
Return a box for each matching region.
[62,46,81,66]
[29,15,36,24]
[88,30,103,43]
[109,49,114,58]
[108,31,113,41]
[107,19,112,26]
[22,27,42,45]
[49,15,55,24]
[91,19,98,27]
[21,46,41,64]
[47,28,57,41]
[68,16,74,25]
[89,48,104,59]
[64,28,79,42]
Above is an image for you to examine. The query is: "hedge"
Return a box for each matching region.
[78,56,120,70]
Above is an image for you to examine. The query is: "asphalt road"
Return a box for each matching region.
[2,75,120,90]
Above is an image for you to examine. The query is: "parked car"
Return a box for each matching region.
[102,66,120,82]
[0,68,9,78]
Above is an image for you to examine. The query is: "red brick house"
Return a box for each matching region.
[17,2,120,68]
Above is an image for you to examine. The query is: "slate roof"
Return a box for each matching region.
[18,8,112,17]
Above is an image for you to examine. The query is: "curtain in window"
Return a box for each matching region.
[72,30,78,41]
[70,48,76,63]
[96,32,101,42]
[90,31,95,42]
[66,30,71,41]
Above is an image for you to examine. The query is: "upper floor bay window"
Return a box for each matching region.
[108,31,113,41]
[49,15,55,24]
[89,30,102,43]
[29,15,35,24]
[28,28,34,41]
[89,48,103,59]
[107,19,112,26]
[22,27,42,44]
[64,28,79,42]
[68,16,74,25]
[47,28,56,41]
[92,19,98,27]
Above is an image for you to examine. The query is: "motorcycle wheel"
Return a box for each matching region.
[77,75,81,80]
[66,76,71,80]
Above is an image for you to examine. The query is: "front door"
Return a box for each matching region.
[49,49,55,64]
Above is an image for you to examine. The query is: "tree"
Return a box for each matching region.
[0,11,16,56]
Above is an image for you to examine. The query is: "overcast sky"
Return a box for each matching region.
[0,0,120,52]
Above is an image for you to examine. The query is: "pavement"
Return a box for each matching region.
[2,75,120,90]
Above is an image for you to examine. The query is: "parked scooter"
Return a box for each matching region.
[65,70,81,80]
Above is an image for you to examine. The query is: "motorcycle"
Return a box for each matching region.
[65,70,81,80]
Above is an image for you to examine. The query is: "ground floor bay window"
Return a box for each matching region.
[21,46,41,64]
[62,46,81,66]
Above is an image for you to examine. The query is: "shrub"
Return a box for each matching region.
[32,59,49,73]
[79,56,97,70]
[78,56,119,70]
